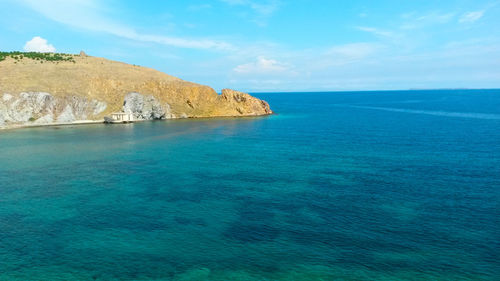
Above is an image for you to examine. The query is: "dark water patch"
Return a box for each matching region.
[174,216,207,226]
[62,201,171,232]
[223,223,281,243]
[162,188,206,203]
[192,169,294,185]
[223,195,281,243]
[0,218,69,270]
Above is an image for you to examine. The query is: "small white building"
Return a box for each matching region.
[111,112,134,122]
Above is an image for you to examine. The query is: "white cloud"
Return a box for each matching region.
[459,11,484,23]
[17,0,233,51]
[234,56,290,74]
[356,26,395,38]
[23,36,56,52]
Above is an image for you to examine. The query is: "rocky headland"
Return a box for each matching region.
[0,52,272,129]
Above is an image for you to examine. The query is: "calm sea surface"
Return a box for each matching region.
[0,90,499,280]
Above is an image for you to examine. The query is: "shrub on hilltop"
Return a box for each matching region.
[0,51,76,62]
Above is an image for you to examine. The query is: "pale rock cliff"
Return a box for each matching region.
[0,92,107,125]
[122,92,175,120]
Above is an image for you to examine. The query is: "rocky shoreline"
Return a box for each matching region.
[0,90,272,131]
[0,53,273,130]
[0,119,104,131]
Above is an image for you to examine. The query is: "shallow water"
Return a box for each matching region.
[1,90,499,280]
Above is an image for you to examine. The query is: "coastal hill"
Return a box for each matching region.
[0,51,272,128]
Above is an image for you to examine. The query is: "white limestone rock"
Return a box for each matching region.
[164,102,175,119]
[34,113,54,124]
[92,100,107,116]
[0,92,108,127]
[3,93,13,102]
[57,105,76,123]
[123,92,167,120]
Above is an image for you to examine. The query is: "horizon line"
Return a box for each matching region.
[247,88,500,94]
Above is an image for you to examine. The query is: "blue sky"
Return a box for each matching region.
[1,0,499,92]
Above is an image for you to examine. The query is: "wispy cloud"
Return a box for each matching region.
[306,42,384,70]
[231,38,500,91]
[17,0,234,51]
[400,11,455,29]
[6,0,499,91]
[220,0,280,26]
[187,4,212,12]
[356,27,395,38]
[326,43,381,60]
[234,56,292,74]
[416,12,455,23]
[221,0,280,16]
[459,11,485,23]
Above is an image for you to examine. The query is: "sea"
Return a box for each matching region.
[0,90,499,280]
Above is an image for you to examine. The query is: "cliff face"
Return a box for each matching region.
[0,54,272,128]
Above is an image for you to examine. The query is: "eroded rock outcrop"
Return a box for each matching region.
[219,89,273,116]
[122,92,175,120]
[0,92,107,126]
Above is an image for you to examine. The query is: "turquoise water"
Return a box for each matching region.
[1,90,499,280]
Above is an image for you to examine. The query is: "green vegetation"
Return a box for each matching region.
[0,51,76,63]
